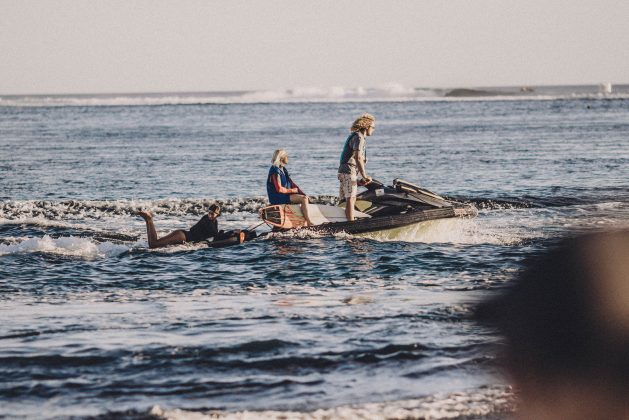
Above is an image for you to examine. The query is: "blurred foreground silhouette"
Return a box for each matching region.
[475,229,629,420]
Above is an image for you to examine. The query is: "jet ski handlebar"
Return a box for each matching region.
[362,177,447,200]
[360,178,385,189]
[360,178,422,193]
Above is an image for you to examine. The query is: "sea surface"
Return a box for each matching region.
[1,85,628,419]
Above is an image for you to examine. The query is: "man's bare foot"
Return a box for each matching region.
[135,210,153,220]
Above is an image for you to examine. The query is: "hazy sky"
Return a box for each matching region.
[2,0,628,95]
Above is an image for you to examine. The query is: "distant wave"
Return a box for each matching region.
[0,84,429,107]
[445,88,505,97]
[461,186,629,210]
[2,83,628,107]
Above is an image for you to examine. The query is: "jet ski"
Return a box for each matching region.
[259,178,476,235]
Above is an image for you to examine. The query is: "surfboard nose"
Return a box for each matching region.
[260,205,285,228]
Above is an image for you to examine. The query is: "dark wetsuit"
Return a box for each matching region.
[184,215,219,242]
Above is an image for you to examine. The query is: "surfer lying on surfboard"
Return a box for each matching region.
[136,204,243,249]
[266,149,314,226]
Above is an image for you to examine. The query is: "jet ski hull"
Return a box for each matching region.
[307,206,473,235]
[260,203,475,236]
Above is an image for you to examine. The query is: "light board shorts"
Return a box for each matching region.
[338,172,357,199]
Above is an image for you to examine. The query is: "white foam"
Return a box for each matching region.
[266,216,524,245]
[270,229,326,240]
[0,235,129,258]
[348,217,521,245]
[0,197,268,221]
[239,85,371,103]
[376,82,418,96]
[594,201,625,210]
[149,385,514,420]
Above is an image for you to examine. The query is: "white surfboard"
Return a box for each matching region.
[260,204,370,229]
[291,203,370,225]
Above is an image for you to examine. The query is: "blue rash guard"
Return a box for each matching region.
[267,165,294,205]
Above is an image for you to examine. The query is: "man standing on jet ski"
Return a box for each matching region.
[338,113,375,221]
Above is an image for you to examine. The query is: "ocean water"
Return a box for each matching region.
[1,87,628,419]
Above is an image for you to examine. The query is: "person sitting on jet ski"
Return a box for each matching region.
[266,149,315,226]
[136,204,239,248]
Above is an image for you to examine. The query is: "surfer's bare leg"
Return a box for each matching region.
[338,173,357,221]
[290,194,314,226]
[345,196,356,221]
[137,211,187,249]
[151,230,187,248]
[137,211,158,245]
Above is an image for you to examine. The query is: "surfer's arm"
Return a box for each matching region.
[273,174,298,194]
[286,176,305,195]
[353,150,370,181]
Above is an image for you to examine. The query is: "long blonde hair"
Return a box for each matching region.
[271,149,288,167]
[350,113,375,132]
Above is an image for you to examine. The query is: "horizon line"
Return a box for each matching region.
[2,82,627,98]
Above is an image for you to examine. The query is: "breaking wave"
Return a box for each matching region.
[458,186,629,210]
[0,196,341,222]
[2,83,628,107]
[0,197,264,222]
[0,235,129,258]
